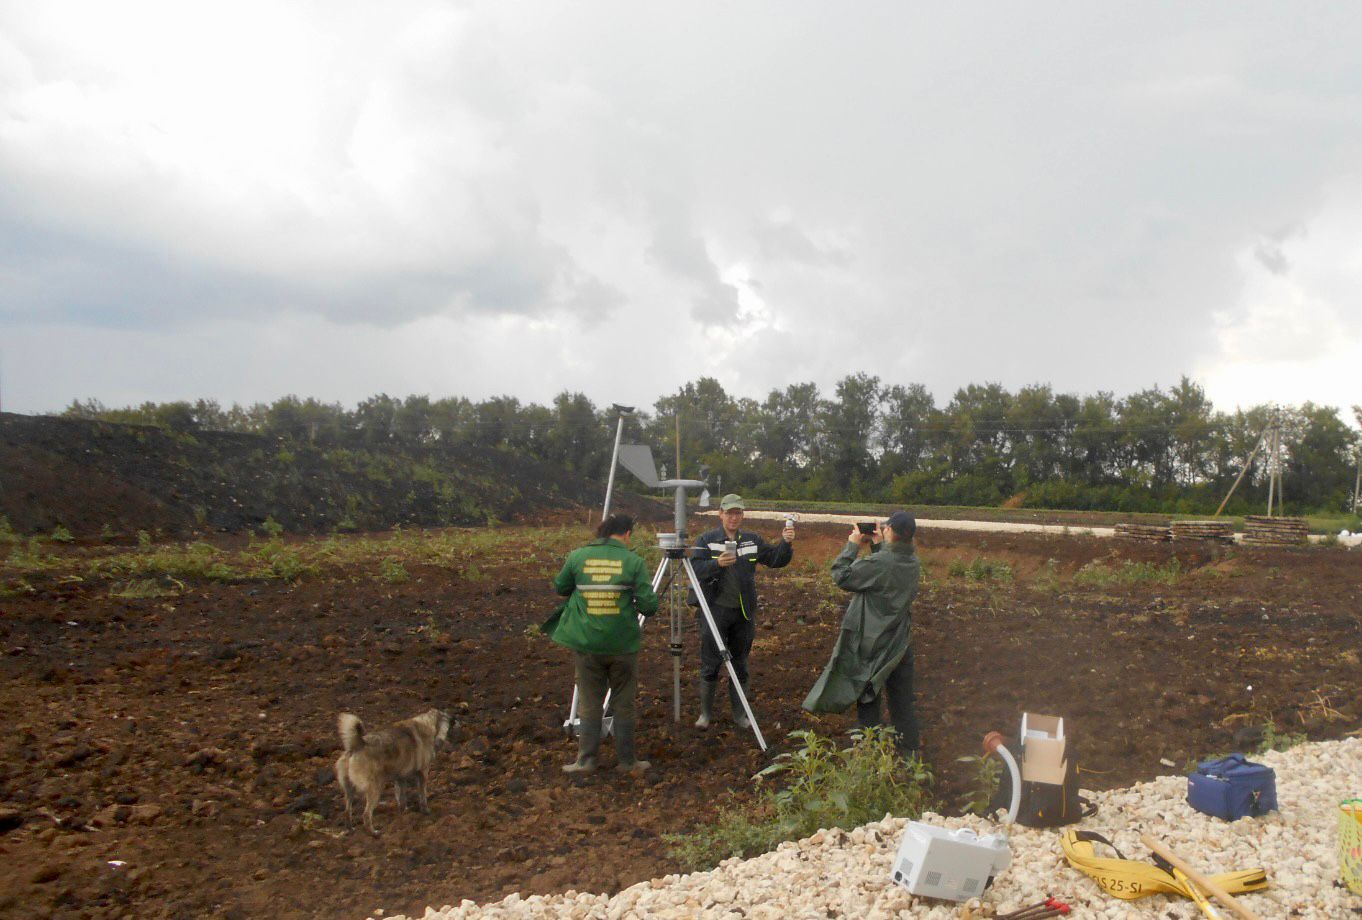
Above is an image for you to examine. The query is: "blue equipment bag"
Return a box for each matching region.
[1186,754,1277,820]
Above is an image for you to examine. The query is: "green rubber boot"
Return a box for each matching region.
[695,680,717,729]
[562,719,600,774]
[729,680,752,730]
[613,719,650,773]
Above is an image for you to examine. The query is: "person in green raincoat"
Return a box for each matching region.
[802,510,921,755]
[544,514,660,774]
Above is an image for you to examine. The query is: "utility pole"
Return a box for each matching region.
[1263,408,1285,518]
[1214,421,1270,518]
[1265,414,1276,517]
[1352,442,1361,514]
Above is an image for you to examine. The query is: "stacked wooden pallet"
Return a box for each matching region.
[1114,522,1171,543]
[1171,520,1236,544]
[1243,515,1309,545]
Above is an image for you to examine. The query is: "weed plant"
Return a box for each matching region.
[1073,558,1181,587]
[665,727,933,871]
[109,578,182,599]
[1031,558,1062,592]
[948,556,1013,582]
[6,538,53,571]
[95,542,239,582]
[379,559,410,583]
[956,753,1004,816]
[1256,721,1308,754]
[0,579,35,598]
[251,541,315,580]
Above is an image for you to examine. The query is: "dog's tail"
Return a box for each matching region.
[338,713,365,752]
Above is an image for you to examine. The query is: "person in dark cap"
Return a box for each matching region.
[802,510,922,757]
[688,494,795,730]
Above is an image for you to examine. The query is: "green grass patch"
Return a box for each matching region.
[109,578,183,599]
[0,579,35,598]
[1031,558,1062,592]
[665,727,932,872]
[6,538,56,571]
[948,556,1013,582]
[1257,721,1308,754]
[93,542,241,582]
[380,558,410,583]
[1073,558,1181,587]
[5,524,594,586]
[1305,512,1362,535]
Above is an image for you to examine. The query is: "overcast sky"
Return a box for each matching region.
[2,2,1361,420]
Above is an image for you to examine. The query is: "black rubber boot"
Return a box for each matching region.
[562,719,600,774]
[695,680,717,728]
[613,719,650,773]
[729,680,752,730]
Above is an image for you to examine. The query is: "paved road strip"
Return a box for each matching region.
[718,509,1115,538]
[711,510,1361,546]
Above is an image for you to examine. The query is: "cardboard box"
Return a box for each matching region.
[1020,712,1067,785]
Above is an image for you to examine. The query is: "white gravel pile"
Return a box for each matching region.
[381,738,1362,920]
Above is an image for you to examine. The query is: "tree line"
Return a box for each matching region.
[62,376,1362,515]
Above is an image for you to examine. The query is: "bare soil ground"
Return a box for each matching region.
[0,522,1359,919]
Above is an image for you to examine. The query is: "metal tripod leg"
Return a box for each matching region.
[680,556,767,752]
[669,566,682,723]
[563,557,669,737]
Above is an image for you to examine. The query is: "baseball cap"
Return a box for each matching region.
[719,494,745,511]
[886,510,916,540]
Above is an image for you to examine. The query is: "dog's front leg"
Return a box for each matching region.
[415,771,429,813]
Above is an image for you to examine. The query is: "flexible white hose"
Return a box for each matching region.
[995,743,1022,825]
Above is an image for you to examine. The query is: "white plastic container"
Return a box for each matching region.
[889,823,1011,902]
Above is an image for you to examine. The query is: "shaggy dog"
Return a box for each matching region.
[335,708,451,836]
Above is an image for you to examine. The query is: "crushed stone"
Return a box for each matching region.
[379,738,1362,919]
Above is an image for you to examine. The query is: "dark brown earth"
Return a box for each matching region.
[0,521,1359,919]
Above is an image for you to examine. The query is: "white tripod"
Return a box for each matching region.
[562,445,767,752]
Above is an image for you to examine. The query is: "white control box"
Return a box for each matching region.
[889,822,1011,902]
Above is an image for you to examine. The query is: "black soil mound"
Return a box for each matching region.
[0,413,662,538]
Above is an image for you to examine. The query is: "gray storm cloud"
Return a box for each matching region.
[2,2,1362,413]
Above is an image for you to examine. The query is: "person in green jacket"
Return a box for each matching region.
[802,510,922,755]
[545,514,661,774]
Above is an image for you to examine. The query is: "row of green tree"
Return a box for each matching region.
[63,376,1362,514]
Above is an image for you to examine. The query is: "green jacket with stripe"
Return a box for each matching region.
[544,537,660,655]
